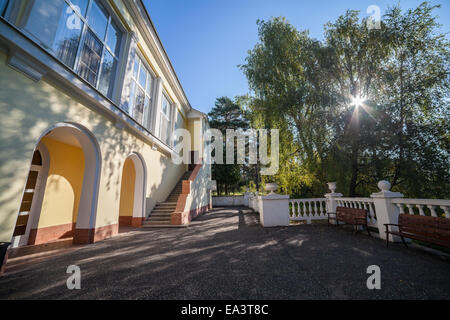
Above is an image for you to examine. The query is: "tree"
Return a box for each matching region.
[208,97,249,195]
[240,2,449,198]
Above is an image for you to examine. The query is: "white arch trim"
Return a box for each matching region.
[126,152,147,220]
[34,122,102,230]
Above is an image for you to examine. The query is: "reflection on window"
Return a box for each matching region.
[18,0,121,99]
[0,0,9,17]
[159,95,172,146]
[128,55,154,130]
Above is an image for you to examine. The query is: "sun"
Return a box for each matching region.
[350,95,366,108]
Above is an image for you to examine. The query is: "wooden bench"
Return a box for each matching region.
[384,214,450,248]
[327,206,371,236]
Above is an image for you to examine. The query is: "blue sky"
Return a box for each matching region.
[143,0,450,114]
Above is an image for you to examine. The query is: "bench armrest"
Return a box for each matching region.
[384,224,400,232]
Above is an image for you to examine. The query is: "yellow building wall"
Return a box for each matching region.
[38,137,85,228]
[0,49,187,242]
[119,159,136,217]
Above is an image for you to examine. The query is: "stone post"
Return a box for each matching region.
[371,181,404,241]
[258,193,290,227]
[324,182,342,224]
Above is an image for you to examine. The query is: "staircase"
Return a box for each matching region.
[143,170,192,227]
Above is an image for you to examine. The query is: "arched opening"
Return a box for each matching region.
[11,123,101,247]
[118,153,146,229]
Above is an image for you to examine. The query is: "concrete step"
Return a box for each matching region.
[153,208,176,212]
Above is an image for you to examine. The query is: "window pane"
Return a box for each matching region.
[139,65,147,89]
[53,4,83,68]
[78,29,103,86]
[88,0,108,40]
[133,87,145,124]
[69,0,89,17]
[0,0,9,17]
[98,50,117,98]
[106,20,121,56]
[24,0,66,49]
[133,56,139,78]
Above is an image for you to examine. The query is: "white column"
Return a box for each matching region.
[259,194,290,227]
[151,77,163,135]
[371,181,404,241]
[119,31,138,113]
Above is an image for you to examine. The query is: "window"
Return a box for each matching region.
[21,0,122,99]
[128,55,154,130]
[0,0,9,17]
[159,94,173,146]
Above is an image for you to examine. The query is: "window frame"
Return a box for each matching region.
[13,0,126,100]
[128,52,156,130]
[159,92,174,146]
[72,0,124,97]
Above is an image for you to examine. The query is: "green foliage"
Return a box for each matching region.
[208,97,250,195]
[240,2,449,198]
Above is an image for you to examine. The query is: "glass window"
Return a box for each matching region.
[88,0,108,40]
[128,55,154,130]
[24,0,67,50]
[98,50,117,97]
[69,0,89,17]
[53,5,84,68]
[18,0,122,100]
[78,29,102,86]
[106,20,121,56]
[159,95,172,145]
[0,0,9,17]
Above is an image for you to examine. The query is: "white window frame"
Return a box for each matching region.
[159,93,173,146]
[128,53,155,129]
[14,0,125,100]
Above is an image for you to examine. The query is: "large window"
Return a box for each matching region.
[21,0,122,99]
[128,55,154,129]
[0,0,9,17]
[159,94,173,146]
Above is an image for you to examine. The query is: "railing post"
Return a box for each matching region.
[370,181,404,241]
[324,182,342,224]
[258,185,290,227]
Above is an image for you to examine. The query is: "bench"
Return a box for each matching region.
[384,214,450,248]
[327,206,371,236]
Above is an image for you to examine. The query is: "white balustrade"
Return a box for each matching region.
[391,199,450,218]
[289,198,327,224]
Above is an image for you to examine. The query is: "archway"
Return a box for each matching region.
[11,122,101,247]
[118,153,146,228]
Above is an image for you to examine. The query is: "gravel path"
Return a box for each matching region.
[1,207,449,299]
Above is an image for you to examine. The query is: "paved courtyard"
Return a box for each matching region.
[1,207,449,300]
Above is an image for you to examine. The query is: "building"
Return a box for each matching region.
[0,0,212,265]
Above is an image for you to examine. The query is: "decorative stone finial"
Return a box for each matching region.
[378,180,391,192]
[265,183,278,195]
[327,182,337,193]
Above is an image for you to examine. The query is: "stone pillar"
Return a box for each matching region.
[259,194,290,227]
[324,182,342,224]
[371,181,404,241]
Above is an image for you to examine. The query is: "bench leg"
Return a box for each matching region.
[366,225,371,237]
[401,236,408,248]
[386,232,390,248]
